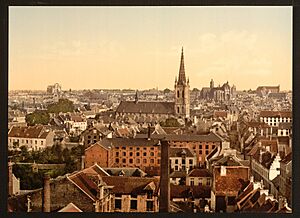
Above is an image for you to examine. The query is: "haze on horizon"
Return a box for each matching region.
[9,6,292,91]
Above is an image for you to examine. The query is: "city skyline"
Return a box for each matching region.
[9,6,292,91]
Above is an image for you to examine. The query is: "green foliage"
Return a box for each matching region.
[14,143,85,189]
[163,88,172,94]
[160,118,181,127]
[47,98,74,114]
[25,110,50,126]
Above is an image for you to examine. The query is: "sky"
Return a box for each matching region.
[9,6,292,91]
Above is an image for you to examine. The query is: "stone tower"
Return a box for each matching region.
[174,47,190,118]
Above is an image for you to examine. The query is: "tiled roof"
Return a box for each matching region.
[280,152,292,164]
[8,125,51,139]
[259,110,292,118]
[187,169,212,178]
[245,121,270,128]
[101,176,159,195]
[214,111,228,118]
[214,166,249,195]
[67,164,110,201]
[278,122,292,129]
[170,184,211,199]
[58,203,83,212]
[169,147,195,158]
[116,101,175,114]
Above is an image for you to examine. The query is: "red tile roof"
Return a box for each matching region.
[101,176,159,195]
[259,111,292,118]
[8,125,51,139]
[214,166,249,195]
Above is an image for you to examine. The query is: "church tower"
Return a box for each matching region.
[174,47,190,118]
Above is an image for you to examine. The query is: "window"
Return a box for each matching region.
[143,152,147,156]
[205,145,209,149]
[207,179,211,186]
[116,158,119,163]
[136,147,140,150]
[93,140,96,143]
[122,146,126,150]
[129,159,133,164]
[146,201,154,211]
[35,140,37,144]
[122,159,126,163]
[116,152,119,157]
[189,159,193,165]
[41,141,43,145]
[205,150,209,155]
[199,144,202,149]
[130,200,137,210]
[115,199,122,209]
[94,135,97,139]
[182,159,186,164]
[143,159,147,164]
[26,140,28,143]
[175,166,178,171]
[175,159,179,164]
[182,90,184,98]
[123,152,126,156]
[150,159,154,163]
[212,145,215,149]
[88,135,91,139]
[129,147,133,150]
[22,139,24,143]
[150,147,154,150]
[157,159,160,164]
[177,107,180,113]
[87,140,90,144]
[190,178,194,186]
[130,152,133,156]
[143,147,147,150]
[228,196,236,205]
[199,150,202,155]
[158,152,161,157]
[147,191,153,199]
[136,159,140,164]
[199,178,203,186]
[177,90,180,98]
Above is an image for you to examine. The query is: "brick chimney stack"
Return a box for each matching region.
[159,139,170,212]
[42,174,51,212]
[8,160,13,196]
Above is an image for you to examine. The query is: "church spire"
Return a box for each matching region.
[178,47,186,84]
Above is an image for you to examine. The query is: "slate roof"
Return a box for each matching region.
[116,101,175,114]
[187,169,212,178]
[101,176,159,195]
[99,138,159,147]
[169,147,195,158]
[103,168,146,177]
[170,184,211,199]
[8,125,51,139]
[170,171,187,178]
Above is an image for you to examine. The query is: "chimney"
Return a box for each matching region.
[250,176,254,183]
[8,161,13,196]
[220,166,226,176]
[147,124,151,140]
[81,155,85,170]
[159,139,170,212]
[42,174,51,212]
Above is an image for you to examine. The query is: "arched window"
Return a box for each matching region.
[177,107,180,113]
[177,90,180,98]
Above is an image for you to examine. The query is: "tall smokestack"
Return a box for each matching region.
[42,174,51,212]
[147,124,151,140]
[159,139,170,212]
[8,161,13,196]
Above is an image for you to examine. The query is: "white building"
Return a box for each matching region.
[169,147,196,172]
[8,125,55,151]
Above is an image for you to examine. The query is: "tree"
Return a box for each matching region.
[160,118,181,127]
[163,88,172,94]
[47,98,74,114]
[25,110,50,126]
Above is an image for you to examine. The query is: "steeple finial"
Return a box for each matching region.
[177,47,186,84]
